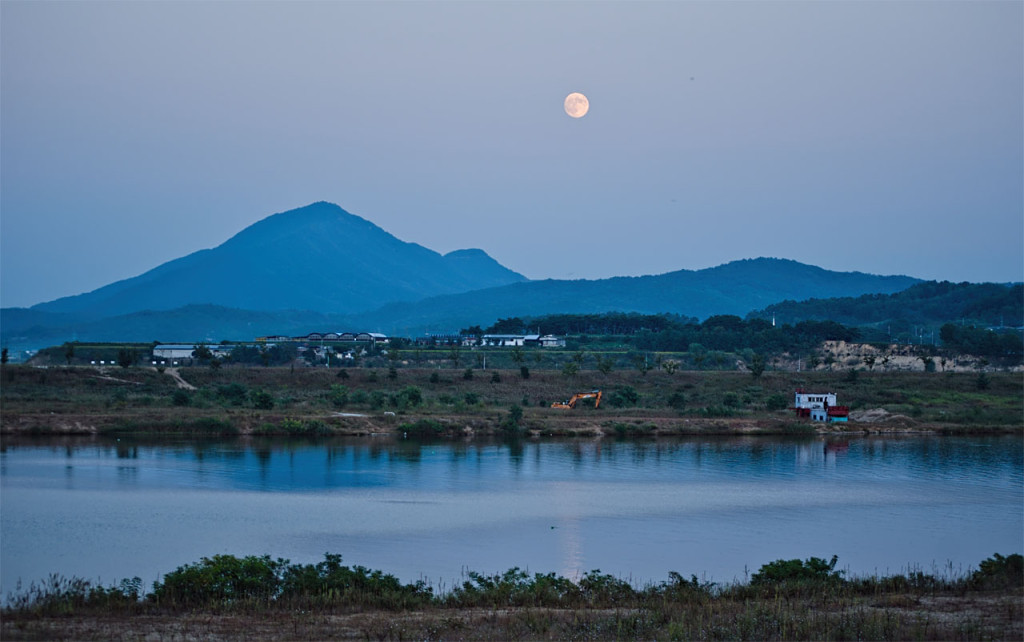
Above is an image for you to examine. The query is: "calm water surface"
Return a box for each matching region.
[1,435,1021,593]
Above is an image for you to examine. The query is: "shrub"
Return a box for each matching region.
[698,405,735,418]
[578,570,637,604]
[490,371,501,383]
[751,555,844,587]
[369,390,387,410]
[502,405,523,432]
[606,386,639,408]
[463,368,474,380]
[278,553,431,608]
[329,384,349,408]
[190,417,237,434]
[448,568,580,608]
[400,419,445,436]
[520,366,530,379]
[152,554,287,606]
[251,390,274,410]
[970,553,1023,590]
[667,391,686,411]
[217,383,248,406]
[765,393,789,411]
[398,385,423,408]
[464,392,479,405]
[429,371,440,384]
[171,389,190,407]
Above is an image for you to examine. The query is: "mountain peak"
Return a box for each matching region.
[32,202,527,316]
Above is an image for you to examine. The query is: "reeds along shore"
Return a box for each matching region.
[3,553,1021,641]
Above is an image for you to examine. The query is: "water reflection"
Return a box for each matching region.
[1,434,1021,593]
[3,434,1022,491]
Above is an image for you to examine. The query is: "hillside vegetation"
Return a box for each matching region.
[750,281,1022,344]
[3,359,1019,436]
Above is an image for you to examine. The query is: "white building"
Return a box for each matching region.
[152,344,233,360]
[794,390,849,422]
[539,335,566,348]
[794,391,837,410]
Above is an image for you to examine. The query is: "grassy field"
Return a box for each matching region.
[3,552,1021,641]
[1,362,1020,436]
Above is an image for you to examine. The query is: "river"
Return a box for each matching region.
[1,434,1020,594]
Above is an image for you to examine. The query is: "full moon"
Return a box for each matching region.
[564,92,589,118]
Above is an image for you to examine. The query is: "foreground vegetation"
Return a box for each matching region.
[2,361,1020,437]
[3,552,1020,640]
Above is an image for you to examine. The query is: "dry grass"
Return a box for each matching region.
[1,364,1020,436]
[4,590,1021,641]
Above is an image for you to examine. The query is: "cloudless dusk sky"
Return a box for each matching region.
[2,1,1021,308]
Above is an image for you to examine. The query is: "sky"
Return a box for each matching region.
[2,1,1022,309]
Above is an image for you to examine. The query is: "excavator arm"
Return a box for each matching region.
[551,390,602,409]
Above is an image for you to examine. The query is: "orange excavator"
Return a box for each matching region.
[551,390,602,409]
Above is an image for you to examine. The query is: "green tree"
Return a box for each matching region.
[749,353,766,378]
[448,345,461,368]
[561,362,579,378]
[632,353,651,376]
[487,317,526,334]
[330,385,349,408]
[504,404,523,431]
[117,348,135,369]
[920,356,936,372]
[661,359,680,375]
[193,344,214,363]
[509,347,525,368]
[460,325,483,337]
[595,354,614,375]
[1,348,9,365]
[63,342,75,365]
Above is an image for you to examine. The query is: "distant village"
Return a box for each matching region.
[148,331,567,364]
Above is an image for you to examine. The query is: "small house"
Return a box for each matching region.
[794,389,849,423]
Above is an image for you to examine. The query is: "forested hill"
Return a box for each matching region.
[747,281,1023,330]
[344,258,919,336]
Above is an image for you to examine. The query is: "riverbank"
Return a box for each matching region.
[1,365,1020,437]
[3,553,1021,641]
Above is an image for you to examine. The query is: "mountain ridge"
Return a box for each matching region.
[1,201,936,352]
